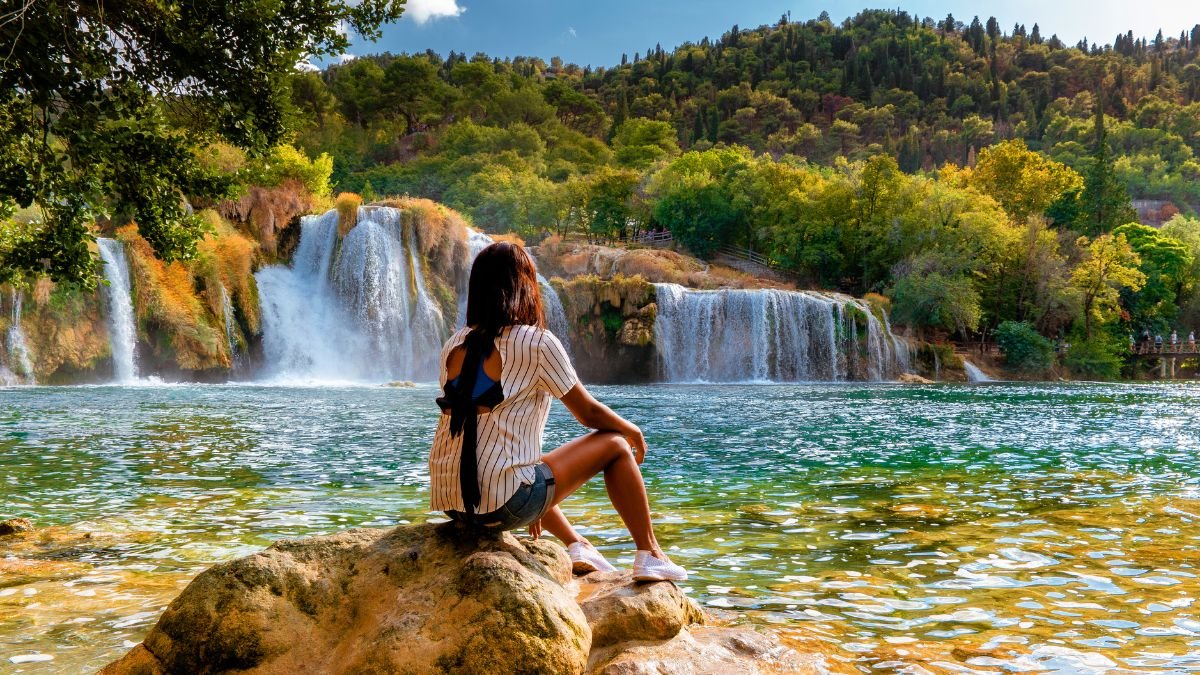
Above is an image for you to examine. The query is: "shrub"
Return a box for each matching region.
[994,321,1055,373]
[1063,336,1125,380]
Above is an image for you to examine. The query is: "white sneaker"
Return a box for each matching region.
[632,550,688,582]
[568,541,617,574]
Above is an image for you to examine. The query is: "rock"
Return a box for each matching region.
[104,522,814,675]
[384,380,416,388]
[897,372,933,384]
[587,625,822,674]
[576,571,704,648]
[0,517,33,535]
[102,523,590,675]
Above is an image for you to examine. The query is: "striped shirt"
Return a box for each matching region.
[429,325,579,513]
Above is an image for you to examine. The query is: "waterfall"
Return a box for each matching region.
[5,290,34,384]
[97,238,138,382]
[220,285,240,371]
[963,360,993,383]
[256,206,447,383]
[540,276,570,349]
[653,283,909,382]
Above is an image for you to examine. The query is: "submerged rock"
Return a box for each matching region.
[0,517,33,535]
[103,523,809,674]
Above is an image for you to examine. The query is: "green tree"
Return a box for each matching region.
[0,0,404,284]
[1112,222,1194,332]
[1079,101,1137,235]
[994,320,1056,372]
[612,119,680,169]
[1070,233,1146,337]
[969,140,1084,223]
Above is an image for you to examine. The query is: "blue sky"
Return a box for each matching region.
[337,0,1200,67]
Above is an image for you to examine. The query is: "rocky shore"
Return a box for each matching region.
[99,522,820,674]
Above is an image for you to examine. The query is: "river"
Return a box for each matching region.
[2,382,1199,672]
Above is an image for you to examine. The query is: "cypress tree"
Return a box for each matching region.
[1080,97,1137,235]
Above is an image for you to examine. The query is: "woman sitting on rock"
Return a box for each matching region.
[430,242,686,582]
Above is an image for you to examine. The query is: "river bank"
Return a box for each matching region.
[3,381,1198,671]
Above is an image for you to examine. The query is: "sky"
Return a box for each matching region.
[335,0,1200,68]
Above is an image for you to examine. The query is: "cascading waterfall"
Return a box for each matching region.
[654,283,909,382]
[5,290,34,384]
[97,238,138,382]
[256,207,447,382]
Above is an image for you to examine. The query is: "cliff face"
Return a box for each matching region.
[552,275,659,383]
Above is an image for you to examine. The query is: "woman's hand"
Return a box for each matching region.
[623,422,647,465]
[527,518,542,540]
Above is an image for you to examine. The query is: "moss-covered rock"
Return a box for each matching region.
[553,275,658,383]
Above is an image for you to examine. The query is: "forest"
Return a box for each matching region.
[6,7,1200,377]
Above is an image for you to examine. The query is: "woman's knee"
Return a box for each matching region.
[597,431,630,459]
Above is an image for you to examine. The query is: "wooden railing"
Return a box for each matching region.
[630,230,674,246]
[717,245,789,273]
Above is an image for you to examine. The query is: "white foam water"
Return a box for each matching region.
[97,238,138,382]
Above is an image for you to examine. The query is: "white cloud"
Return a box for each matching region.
[334,53,358,64]
[406,0,465,25]
[568,27,577,38]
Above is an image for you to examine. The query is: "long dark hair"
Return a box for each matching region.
[465,242,545,333]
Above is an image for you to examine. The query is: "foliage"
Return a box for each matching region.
[1112,222,1194,332]
[0,0,404,284]
[969,140,1083,223]
[994,320,1056,372]
[1070,233,1146,337]
[888,253,981,337]
[1063,332,1127,380]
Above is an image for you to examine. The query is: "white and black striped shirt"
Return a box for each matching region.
[429,325,578,513]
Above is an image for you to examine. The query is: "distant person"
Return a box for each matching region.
[1171,330,1178,349]
[1156,334,1164,352]
[1190,331,1196,353]
[429,242,686,582]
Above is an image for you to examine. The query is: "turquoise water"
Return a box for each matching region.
[2,382,1200,672]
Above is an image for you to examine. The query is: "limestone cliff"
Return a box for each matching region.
[551,274,659,383]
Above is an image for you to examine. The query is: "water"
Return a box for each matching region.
[964,359,994,383]
[96,239,138,382]
[256,207,449,383]
[655,284,908,382]
[2,382,1198,672]
[6,290,34,383]
[219,286,239,372]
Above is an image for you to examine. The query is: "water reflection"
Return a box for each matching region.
[2,382,1199,671]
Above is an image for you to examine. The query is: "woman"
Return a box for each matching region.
[430,242,686,582]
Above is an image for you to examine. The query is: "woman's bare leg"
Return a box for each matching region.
[539,431,663,556]
[539,506,584,545]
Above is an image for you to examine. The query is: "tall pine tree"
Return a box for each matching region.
[1080,96,1136,235]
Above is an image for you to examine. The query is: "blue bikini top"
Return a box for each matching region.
[448,358,501,401]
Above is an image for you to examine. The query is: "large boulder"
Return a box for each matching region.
[103,523,815,674]
[101,522,590,674]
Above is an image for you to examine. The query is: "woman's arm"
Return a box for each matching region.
[559,383,647,463]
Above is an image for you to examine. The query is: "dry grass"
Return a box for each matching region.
[335,192,362,238]
[194,210,261,335]
[534,242,792,291]
[117,225,228,371]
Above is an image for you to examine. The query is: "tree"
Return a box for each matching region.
[612,119,680,169]
[1079,99,1137,235]
[994,320,1055,372]
[0,0,404,285]
[1112,222,1194,332]
[1070,233,1146,337]
[969,140,1084,223]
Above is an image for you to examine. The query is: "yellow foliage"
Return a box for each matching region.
[194,210,260,335]
[336,192,362,238]
[117,225,229,371]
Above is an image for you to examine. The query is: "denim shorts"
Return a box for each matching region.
[446,462,556,531]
